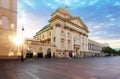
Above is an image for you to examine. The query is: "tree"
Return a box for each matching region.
[117,50,120,55]
[102,47,118,56]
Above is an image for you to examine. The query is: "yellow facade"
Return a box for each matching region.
[0,0,17,58]
[33,7,105,58]
[34,7,89,58]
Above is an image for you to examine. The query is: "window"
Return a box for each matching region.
[11,0,17,11]
[60,38,65,48]
[49,31,51,36]
[1,0,9,9]
[0,16,9,29]
[68,40,70,44]
[43,35,44,39]
[54,37,56,42]
[68,32,70,35]
[67,40,71,48]
[74,39,76,42]
[61,30,64,33]
[0,1,1,7]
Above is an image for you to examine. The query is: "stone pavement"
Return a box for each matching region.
[1,57,120,79]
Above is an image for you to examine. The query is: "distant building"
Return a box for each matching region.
[32,7,105,58]
[88,39,105,57]
[0,0,17,58]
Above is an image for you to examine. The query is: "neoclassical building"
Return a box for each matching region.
[0,0,17,58]
[34,7,90,58]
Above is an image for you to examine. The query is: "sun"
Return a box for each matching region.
[13,35,23,46]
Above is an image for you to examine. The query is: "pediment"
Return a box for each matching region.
[69,17,89,32]
[70,19,83,27]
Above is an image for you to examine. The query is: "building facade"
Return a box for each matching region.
[88,39,105,57]
[0,0,17,58]
[34,7,90,58]
[25,38,56,58]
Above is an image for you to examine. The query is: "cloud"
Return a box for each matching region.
[110,18,115,21]
[89,0,98,5]
[23,0,35,8]
[106,14,113,18]
[54,0,79,6]
[17,0,120,48]
[114,1,120,6]
[43,0,88,9]
[17,9,48,38]
[95,39,120,48]
[45,2,58,9]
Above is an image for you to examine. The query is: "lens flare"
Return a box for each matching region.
[13,36,23,46]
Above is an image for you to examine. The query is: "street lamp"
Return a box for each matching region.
[12,27,24,62]
[21,26,24,62]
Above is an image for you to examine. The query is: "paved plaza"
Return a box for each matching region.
[1,57,120,79]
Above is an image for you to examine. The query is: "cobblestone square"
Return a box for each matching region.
[1,57,120,79]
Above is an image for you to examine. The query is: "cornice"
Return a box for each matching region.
[51,9,73,18]
[49,15,89,33]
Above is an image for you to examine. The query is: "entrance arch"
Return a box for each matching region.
[37,47,43,58]
[26,47,33,58]
[46,48,51,58]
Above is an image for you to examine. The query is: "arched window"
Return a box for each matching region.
[46,48,51,58]
[61,30,64,33]
[68,32,70,35]
[67,40,71,49]
[0,16,9,29]
[60,38,65,48]
[2,0,9,9]
[68,40,71,44]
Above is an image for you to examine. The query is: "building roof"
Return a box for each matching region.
[35,7,89,37]
[35,24,51,36]
[88,39,105,47]
[50,7,89,33]
[51,7,73,18]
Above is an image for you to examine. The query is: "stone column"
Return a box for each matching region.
[65,28,67,49]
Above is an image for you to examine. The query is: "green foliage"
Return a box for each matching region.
[102,47,118,56]
[118,50,120,53]
[117,50,120,55]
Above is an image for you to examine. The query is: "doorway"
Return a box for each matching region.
[46,48,51,58]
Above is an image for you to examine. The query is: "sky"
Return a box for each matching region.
[18,0,120,48]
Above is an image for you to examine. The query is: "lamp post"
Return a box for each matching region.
[21,26,24,62]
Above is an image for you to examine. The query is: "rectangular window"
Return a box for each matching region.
[2,0,9,9]
[43,35,44,39]
[49,32,51,36]
[0,1,1,7]
[54,37,55,42]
